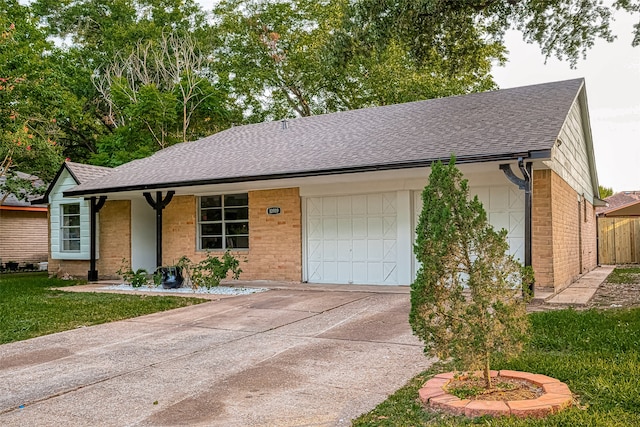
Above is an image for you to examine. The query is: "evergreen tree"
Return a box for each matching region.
[410,157,531,389]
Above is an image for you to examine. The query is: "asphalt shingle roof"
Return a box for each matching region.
[597,191,640,215]
[65,162,113,184]
[66,78,585,196]
[0,172,44,207]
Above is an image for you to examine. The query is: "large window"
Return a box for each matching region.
[199,193,249,250]
[61,203,81,251]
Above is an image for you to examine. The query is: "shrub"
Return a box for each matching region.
[116,259,149,288]
[176,251,242,289]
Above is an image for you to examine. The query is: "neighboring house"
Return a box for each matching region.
[39,79,604,294]
[596,191,640,264]
[596,191,640,217]
[0,172,48,266]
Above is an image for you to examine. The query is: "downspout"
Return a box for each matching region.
[499,158,533,295]
[88,196,107,281]
[143,191,175,268]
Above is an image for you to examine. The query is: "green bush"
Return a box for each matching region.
[116,259,149,288]
[177,251,242,289]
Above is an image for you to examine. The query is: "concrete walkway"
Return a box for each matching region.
[544,265,615,306]
[0,287,431,426]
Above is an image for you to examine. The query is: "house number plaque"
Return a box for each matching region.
[266,207,281,215]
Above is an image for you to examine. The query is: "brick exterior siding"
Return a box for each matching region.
[48,201,131,279]
[532,169,598,292]
[0,209,48,265]
[532,170,554,289]
[162,188,302,282]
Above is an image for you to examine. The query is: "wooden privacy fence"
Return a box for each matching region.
[598,217,640,264]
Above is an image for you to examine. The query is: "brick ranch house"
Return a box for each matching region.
[38,78,604,294]
[0,172,48,268]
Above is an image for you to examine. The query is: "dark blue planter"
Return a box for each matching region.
[158,266,184,289]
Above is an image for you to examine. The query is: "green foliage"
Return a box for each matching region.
[116,259,149,288]
[177,251,242,290]
[0,1,65,197]
[350,0,639,68]
[411,157,530,389]
[0,272,205,344]
[213,0,498,122]
[607,267,640,284]
[599,185,614,199]
[353,308,640,426]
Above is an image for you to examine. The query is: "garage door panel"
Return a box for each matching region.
[384,240,397,261]
[367,240,383,260]
[323,240,337,260]
[352,262,367,283]
[352,195,367,214]
[337,218,351,236]
[367,262,383,282]
[306,192,398,285]
[323,262,337,281]
[383,217,397,239]
[322,197,337,215]
[367,217,383,238]
[308,240,322,261]
[308,262,321,281]
[322,218,338,238]
[352,217,367,237]
[384,262,397,283]
[367,194,383,215]
[337,262,351,282]
[352,239,367,261]
[337,196,352,215]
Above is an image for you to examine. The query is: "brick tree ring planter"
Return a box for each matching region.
[418,370,573,418]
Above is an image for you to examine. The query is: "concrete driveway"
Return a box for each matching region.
[0,286,432,426]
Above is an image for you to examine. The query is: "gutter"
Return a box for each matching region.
[63,151,549,198]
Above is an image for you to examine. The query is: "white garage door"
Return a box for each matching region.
[306,193,398,284]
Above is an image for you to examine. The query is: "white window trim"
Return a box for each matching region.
[60,203,81,253]
[197,193,249,250]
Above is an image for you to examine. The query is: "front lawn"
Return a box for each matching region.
[353,307,640,426]
[0,273,206,344]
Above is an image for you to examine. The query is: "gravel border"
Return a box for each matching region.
[102,284,267,296]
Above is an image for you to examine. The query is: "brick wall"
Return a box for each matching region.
[48,200,131,279]
[162,188,302,281]
[0,209,48,264]
[97,200,131,278]
[247,188,301,281]
[581,200,598,272]
[532,170,554,289]
[551,171,581,291]
[532,170,598,292]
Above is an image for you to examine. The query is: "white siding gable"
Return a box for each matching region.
[48,169,93,260]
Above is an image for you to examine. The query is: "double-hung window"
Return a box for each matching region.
[199,193,249,250]
[61,203,81,251]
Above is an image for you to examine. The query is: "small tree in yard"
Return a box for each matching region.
[410,157,531,389]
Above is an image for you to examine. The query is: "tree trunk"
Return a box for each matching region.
[484,354,492,389]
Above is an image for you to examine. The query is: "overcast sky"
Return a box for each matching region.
[492,10,640,192]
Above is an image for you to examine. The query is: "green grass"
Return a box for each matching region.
[606,267,640,284]
[0,272,206,344]
[352,308,640,426]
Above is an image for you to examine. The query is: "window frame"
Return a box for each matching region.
[60,202,81,252]
[198,193,249,250]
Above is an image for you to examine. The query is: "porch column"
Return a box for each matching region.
[88,196,107,281]
[143,191,175,268]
